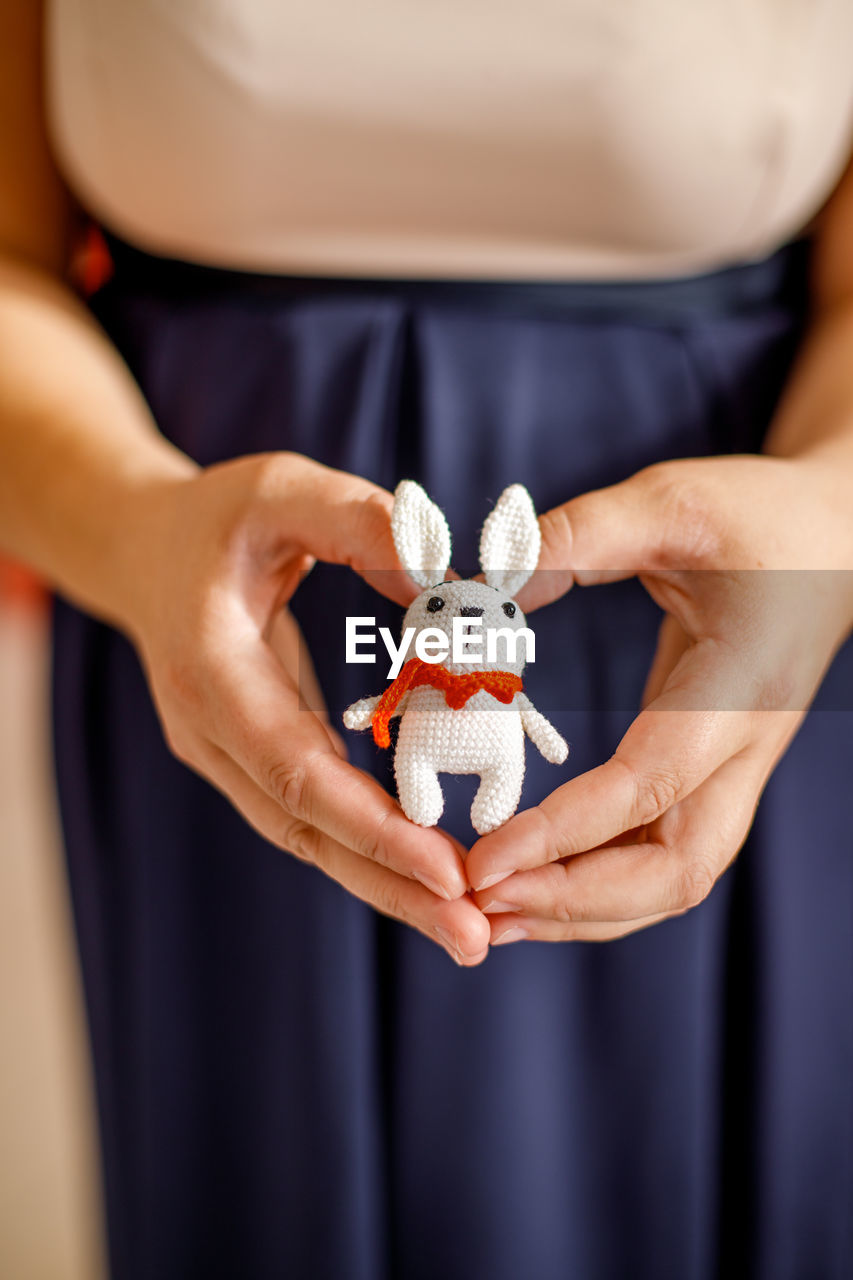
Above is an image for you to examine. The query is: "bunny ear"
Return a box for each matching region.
[479,484,541,596]
[391,480,452,588]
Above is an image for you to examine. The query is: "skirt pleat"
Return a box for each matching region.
[52,237,853,1280]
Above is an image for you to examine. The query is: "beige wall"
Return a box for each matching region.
[0,598,106,1280]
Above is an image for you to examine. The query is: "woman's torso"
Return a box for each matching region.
[45,0,853,278]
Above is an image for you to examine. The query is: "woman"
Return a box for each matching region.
[2,2,852,1277]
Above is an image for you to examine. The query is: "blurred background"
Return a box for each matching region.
[0,565,106,1279]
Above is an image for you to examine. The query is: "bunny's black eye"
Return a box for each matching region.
[502,602,517,618]
[427,596,445,613]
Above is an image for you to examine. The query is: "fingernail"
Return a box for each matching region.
[481,900,516,914]
[492,925,528,946]
[414,870,454,899]
[474,870,514,892]
[434,925,464,961]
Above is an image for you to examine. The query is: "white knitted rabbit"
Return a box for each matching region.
[343,481,568,835]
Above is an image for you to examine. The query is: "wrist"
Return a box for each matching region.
[17,431,200,638]
[777,454,853,636]
[95,454,199,641]
[785,450,853,566]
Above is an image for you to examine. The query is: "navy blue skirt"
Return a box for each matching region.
[52,236,853,1280]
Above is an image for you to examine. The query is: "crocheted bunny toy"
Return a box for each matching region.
[343,480,568,834]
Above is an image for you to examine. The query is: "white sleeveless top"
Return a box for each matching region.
[45,0,853,279]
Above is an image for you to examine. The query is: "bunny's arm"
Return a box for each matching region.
[516,693,569,765]
[343,694,382,731]
[343,691,411,731]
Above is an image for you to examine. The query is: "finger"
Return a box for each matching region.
[641,614,692,708]
[516,464,710,613]
[514,476,654,612]
[195,739,491,964]
[246,454,419,606]
[207,639,472,900]
[467,638,750,887]
[486,911,673,945]
[472,750,765,922]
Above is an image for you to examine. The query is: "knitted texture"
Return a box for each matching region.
[391,480,452,589]
[343,481,568,835]
[372,657,523,747]
[479,484,542,597]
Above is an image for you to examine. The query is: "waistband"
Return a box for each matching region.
[100,229,812,324]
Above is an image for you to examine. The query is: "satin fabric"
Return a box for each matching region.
[52,238,853,1280]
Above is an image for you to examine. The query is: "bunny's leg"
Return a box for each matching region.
[470,764,524,835]
[395,755,445,828]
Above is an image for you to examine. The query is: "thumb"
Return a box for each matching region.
[518,465,700,612]
[245,453,419,606]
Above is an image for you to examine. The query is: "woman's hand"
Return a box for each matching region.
[465,454,853,944]
[123,451,492,965]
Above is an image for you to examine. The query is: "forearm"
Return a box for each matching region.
[764,148,853,485]
[0,253,197,630]
[764,296,853,470]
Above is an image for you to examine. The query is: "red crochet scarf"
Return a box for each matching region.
[371,656,523,748]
